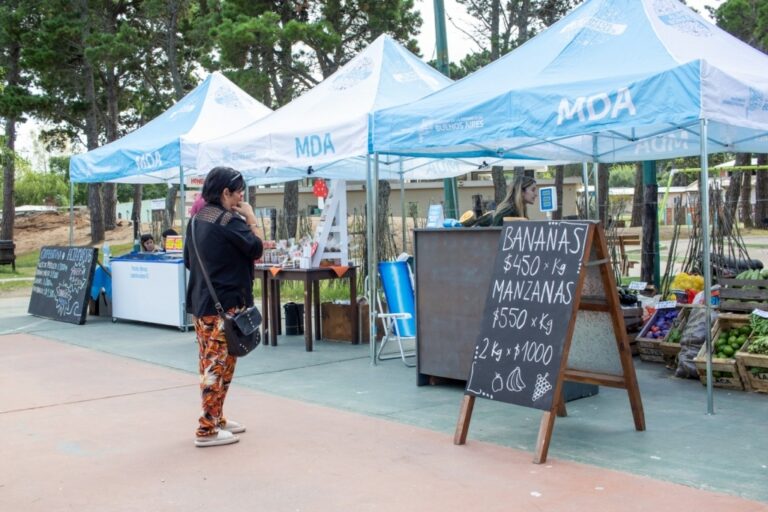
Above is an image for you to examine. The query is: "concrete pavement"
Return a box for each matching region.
[1,289,767,511]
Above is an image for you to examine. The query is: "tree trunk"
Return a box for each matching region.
[490,0,501,61]
[641,179,658,285]
[491,165,506,207]
[163,6,185,231]
[757,154,768,228]
[102,69,120,231]
[725,154,749,229]
[377,180,391,260]
[552,165,564,220]
[630,162,643,227]
[166,0,184,99]
[598,163,610,226]
[248,185,257,210]
[1,39,20,242]
[131,184,142,240]
[80,0,104,244]
[741,155,753,228]
[283,180,299,238]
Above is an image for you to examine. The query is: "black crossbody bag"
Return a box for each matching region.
[190,216,261,357]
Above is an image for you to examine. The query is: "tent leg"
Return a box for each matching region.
[179,167,186,240]
[69,181,74,246]
[400,161,406,254]
[700,119,714,415]
[366,155,377,365]
[581,162,589,218]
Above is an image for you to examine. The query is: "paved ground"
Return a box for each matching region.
[1,288,767,511]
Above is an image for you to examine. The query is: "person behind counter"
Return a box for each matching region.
[161,228,179,252]
[491,175,537,225]
[184,166,263,448]
[463,176,538,227]
[140,234,157,252]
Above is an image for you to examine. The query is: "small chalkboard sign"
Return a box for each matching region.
[464,221,589,410]
[455,221,644,464]
[28,246,98,325]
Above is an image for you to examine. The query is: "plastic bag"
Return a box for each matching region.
[675,308,717,379]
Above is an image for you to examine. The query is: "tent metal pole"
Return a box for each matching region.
[370,153,380,363]
[581,162,589,218]
[366,154,377,365]
[179,167,186,240]
[69,181,74,246]
[700,119,714,414]
[592,135,599,221]
[400,160,406,254]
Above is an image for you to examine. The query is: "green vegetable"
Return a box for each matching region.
[747,335,768,355]
[749,314,768,337]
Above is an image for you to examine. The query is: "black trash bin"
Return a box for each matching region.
[283,302,305,335]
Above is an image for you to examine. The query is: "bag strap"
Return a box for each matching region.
[190,216,226,317]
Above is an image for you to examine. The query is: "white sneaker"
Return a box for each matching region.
[194,430,239,447]
[221,420,246,434]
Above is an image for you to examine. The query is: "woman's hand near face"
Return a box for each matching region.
[231,200,256,224]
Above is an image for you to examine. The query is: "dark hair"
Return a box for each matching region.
[202,166,245,205]
[140,234,154,250]
[162,228,178,238]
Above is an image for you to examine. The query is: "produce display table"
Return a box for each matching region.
[256,265,357,351]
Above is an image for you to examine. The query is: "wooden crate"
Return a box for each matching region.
[692,313,749,390]
[718,278,768,313]
[736,346,768,393]
[622,305,644,332]
[635,308,683,363]
[321,302,383,343]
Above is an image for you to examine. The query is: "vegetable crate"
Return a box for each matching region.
[736,338,768,393]
[718,277,768,314]
[659,307,690,363]
[635,308,682,363]
[693,313,749,391]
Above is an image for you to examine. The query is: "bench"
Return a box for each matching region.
[0,240,16,272]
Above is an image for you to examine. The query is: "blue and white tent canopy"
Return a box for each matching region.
[371,0,768,162]
[69,72,272,183]
[194,35,526,182]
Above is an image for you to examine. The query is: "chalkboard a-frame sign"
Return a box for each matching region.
[28,246,98,325]
[454,221,645,464]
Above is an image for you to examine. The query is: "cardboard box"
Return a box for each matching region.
[321,302,383,343]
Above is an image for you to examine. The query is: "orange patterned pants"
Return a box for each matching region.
[194,314,237,437]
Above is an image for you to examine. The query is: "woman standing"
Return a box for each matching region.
[491,175,538,225]
[184,167,263,447]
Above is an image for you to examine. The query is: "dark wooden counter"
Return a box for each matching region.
[414,228,599,400]
[414,228,500,385]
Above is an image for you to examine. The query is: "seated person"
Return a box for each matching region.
[161,228,179,252]
[140,234,157,253]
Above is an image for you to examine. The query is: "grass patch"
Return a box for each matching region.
[0,249,39,293]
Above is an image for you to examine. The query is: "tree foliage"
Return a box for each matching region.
[452,0,575,76]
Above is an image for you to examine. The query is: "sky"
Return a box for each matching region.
[17,0,724,162]
[414,0,722,62]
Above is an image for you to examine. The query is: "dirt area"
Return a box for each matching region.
[13,209,136,255]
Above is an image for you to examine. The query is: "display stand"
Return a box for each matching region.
[454,221,644,464]
[311,180,348,267]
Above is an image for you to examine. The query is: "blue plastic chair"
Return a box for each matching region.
[376,261,416,366]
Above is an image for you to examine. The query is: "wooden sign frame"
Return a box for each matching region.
[454,222,644,464]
